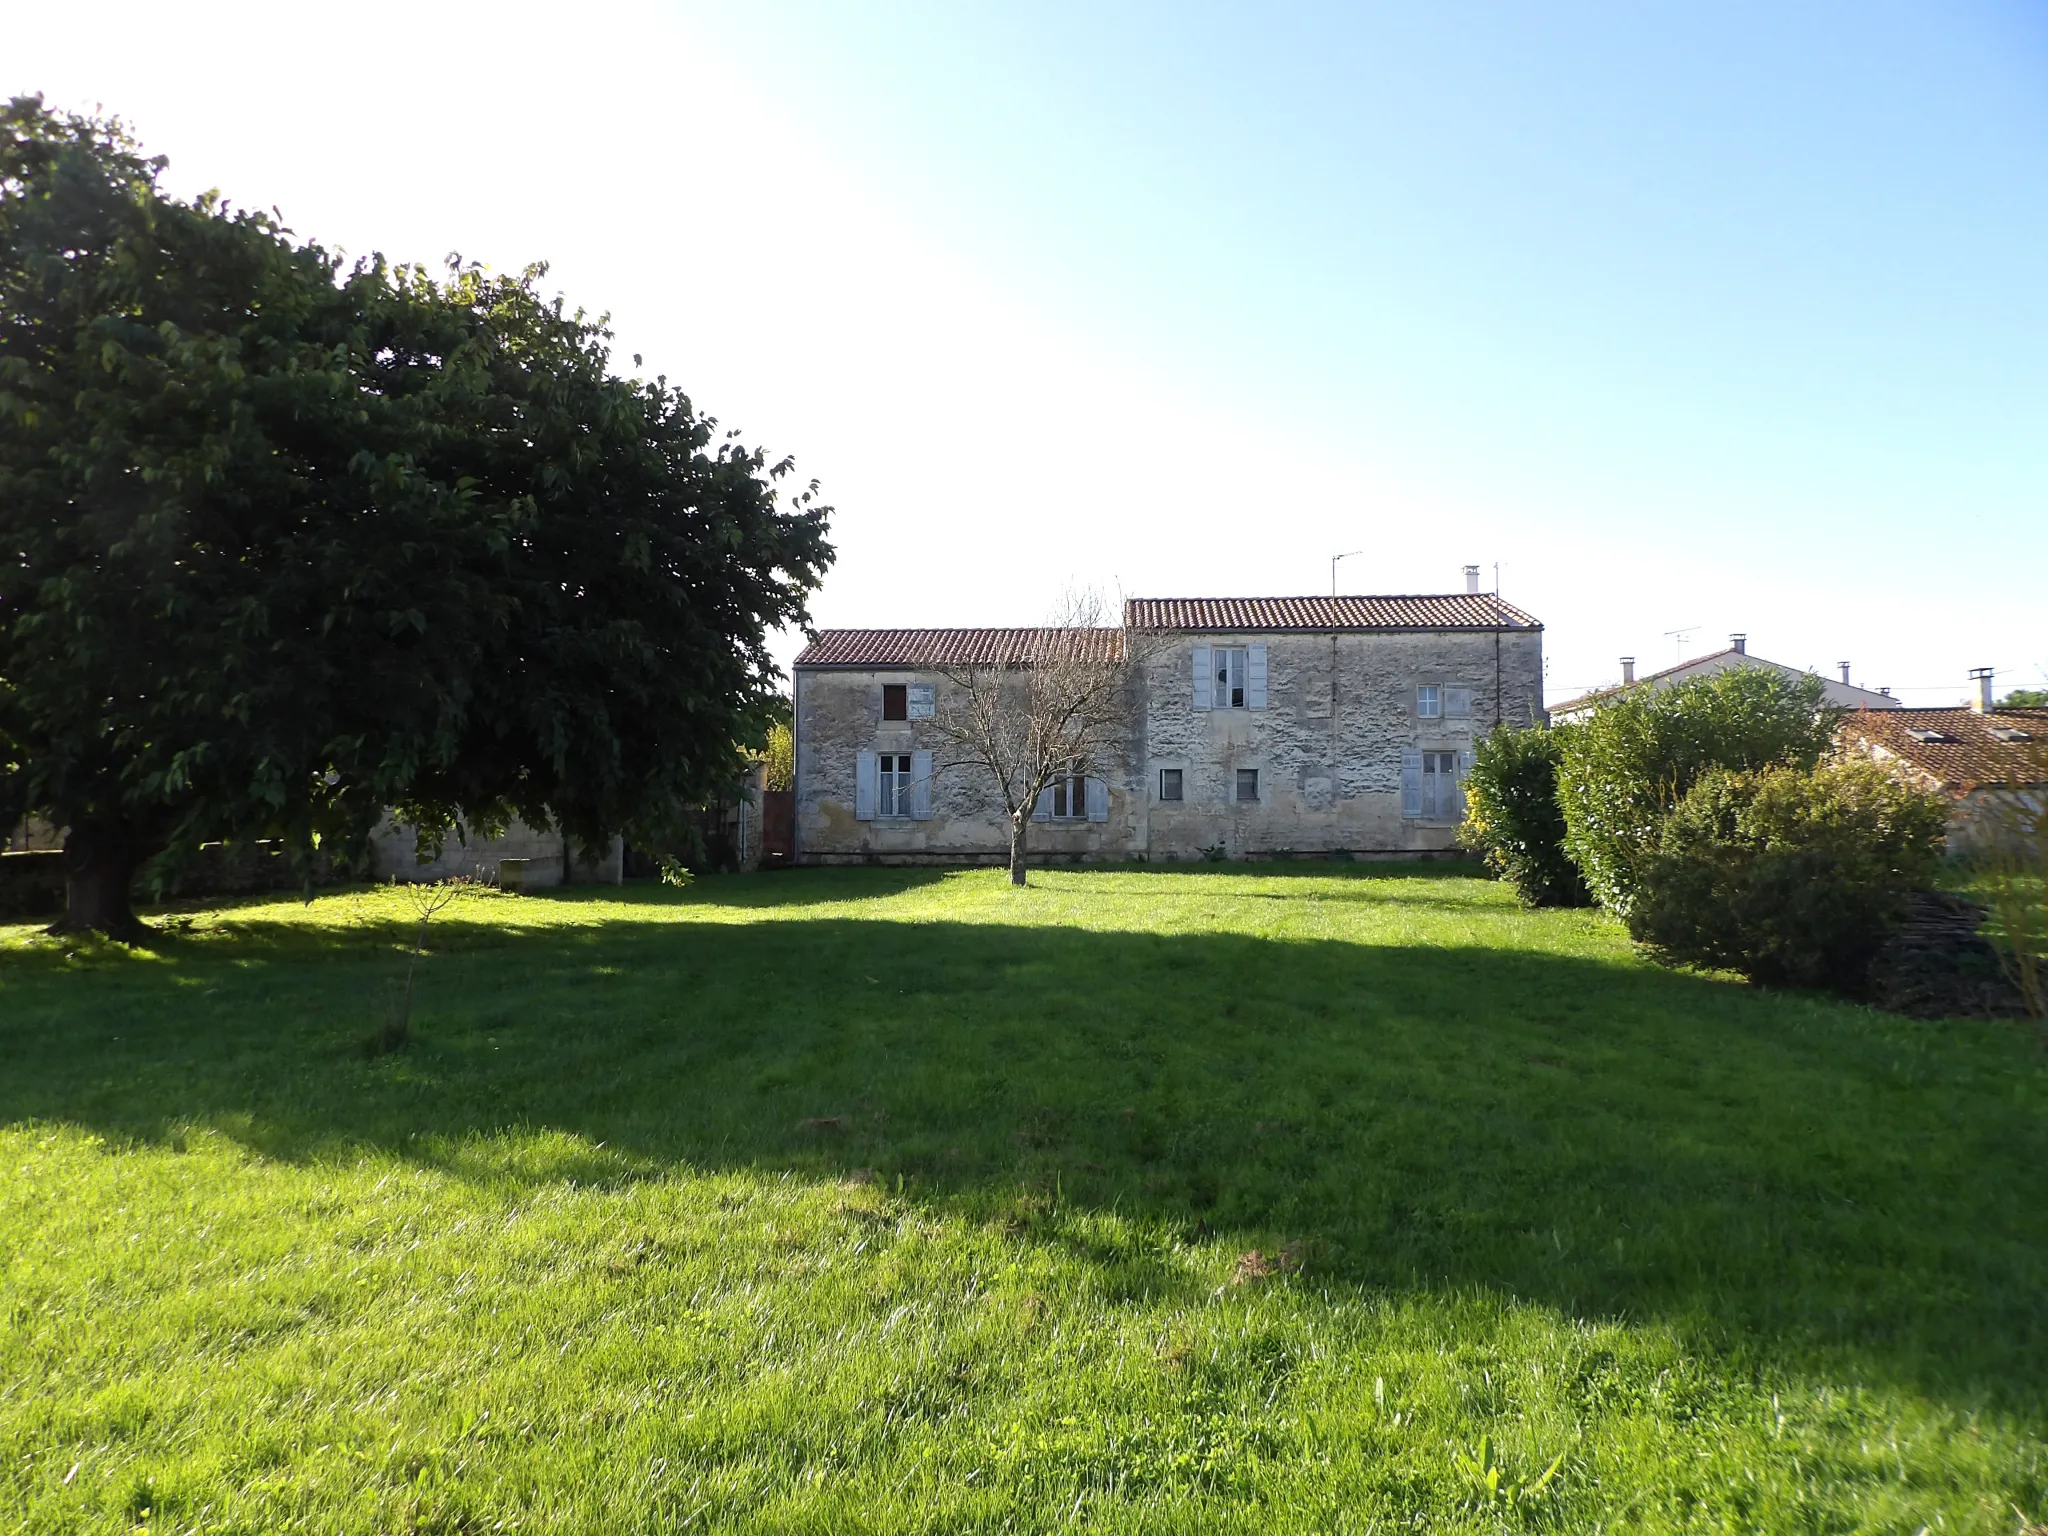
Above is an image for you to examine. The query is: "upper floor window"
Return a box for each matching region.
[1215,648,1248,708]
[883,684,908,721]
[1192,643,1266,710]
[1417,684,1441,719]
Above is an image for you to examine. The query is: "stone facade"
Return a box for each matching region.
[792,596,1544,864]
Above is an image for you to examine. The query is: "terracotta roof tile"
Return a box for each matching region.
[1123,594,1539,632]
[1837,707,2048,795]
[793,627,1125,668]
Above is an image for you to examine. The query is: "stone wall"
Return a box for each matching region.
[794,627,1542,863]
[368,817,624,886]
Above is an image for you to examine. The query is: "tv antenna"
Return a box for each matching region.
[1331,551,1363,596]
[1662,625,1699,661]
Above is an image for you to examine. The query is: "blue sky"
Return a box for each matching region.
[13,1,2047,701]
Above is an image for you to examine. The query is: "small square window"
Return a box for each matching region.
[882,684,907,721]
[1159,768,1183,802]
[1235,768,1260,803]
[1417,684,1442,720]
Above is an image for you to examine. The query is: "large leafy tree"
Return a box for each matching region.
[0,98,832,937]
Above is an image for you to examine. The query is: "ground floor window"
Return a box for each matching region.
[1049,763,1088,820]
[1159,768,1183,802]
[1235,768,1260,803]
[877,753,913,817]
[1420,751,1460,819]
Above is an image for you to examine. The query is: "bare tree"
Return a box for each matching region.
[928,591,1138,885]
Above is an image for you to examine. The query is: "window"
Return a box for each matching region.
[1049,762,1089,820]
[1159,768,1184,802]
[1236,768,1260,803]
[882,684,907,721]
[1416,684,1442,720]
[1445,686,1473,719]
[1420,751,1460,819]
[1215,647,1248,709]
[876,753,913,816]
[906,683,936,719]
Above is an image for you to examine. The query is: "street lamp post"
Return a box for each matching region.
[1331,551,1363,597]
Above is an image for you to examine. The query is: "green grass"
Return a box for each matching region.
[2,864,2044,1533]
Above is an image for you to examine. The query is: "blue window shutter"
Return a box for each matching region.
[855,751,878,820]
[1033,783,1054,822]
[1454,750,1474,821]
[1085,776,1109,822]
[1247,644,1268,709]
[1192,645,1212,710]
[910,750,934,820]
[1400,749,1423,819]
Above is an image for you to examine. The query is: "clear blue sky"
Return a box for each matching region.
[14,1,2048,700]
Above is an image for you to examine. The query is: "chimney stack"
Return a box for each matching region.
[1464,564,1481,594]
[1730,633,1747,655]
[1839,662,1851,686]
[1620,656,1636,685]
[1969,667,1994,713]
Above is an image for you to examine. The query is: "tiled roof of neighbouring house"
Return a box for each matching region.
[1548,648,1903,717]
[793,627,1127,668]
[1838,707,2048,794]
[1122,594,1540,632]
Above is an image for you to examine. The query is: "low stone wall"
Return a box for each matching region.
[367,817,623,886]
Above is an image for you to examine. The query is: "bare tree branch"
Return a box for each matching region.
[926,590,1149,884]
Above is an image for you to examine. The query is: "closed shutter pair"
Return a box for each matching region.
[853,750,933,820]
[1190,644,1268,710]
[1401,749,1475,820]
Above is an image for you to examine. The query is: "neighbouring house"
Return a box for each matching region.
[1837,671,2047,857]
[790,589,1544,863]
[1548,634,1901,722]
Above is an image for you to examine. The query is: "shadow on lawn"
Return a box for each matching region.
[3,888,2045,1412]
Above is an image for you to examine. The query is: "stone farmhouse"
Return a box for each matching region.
[1549,635,1900,722]
[790,591,1543,864]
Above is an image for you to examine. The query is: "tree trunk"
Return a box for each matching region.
[1009,810,1029,886]
[50,822,149,941]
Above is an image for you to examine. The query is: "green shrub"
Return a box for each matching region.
[761,721,794,792]
[1628,759,1949,993]
[1558,668,1839,915]
[1460,724,1591,907]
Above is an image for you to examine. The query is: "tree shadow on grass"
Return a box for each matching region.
[3,899,2044,1413]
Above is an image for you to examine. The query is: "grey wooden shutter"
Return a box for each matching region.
[1085,776,1109,822]
[1454,749,1473,820]
[1247,644,1268,709]
[1400,748,1423,819]
[910,750,934,819]
[855,750,878,820]
[1192,645,1212,710]
[1032,783,1054,822]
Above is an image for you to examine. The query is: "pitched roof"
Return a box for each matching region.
[1549,647,1901,717]
[793,627,1125,668]
[1838,707,2048,794]
[1122,594,1539,632]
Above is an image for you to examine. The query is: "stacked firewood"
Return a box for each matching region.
[1868,891,2032,1020]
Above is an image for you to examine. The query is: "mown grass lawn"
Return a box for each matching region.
[2,864,2044,1534]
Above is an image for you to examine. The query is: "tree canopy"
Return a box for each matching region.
[0,97,832,935]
